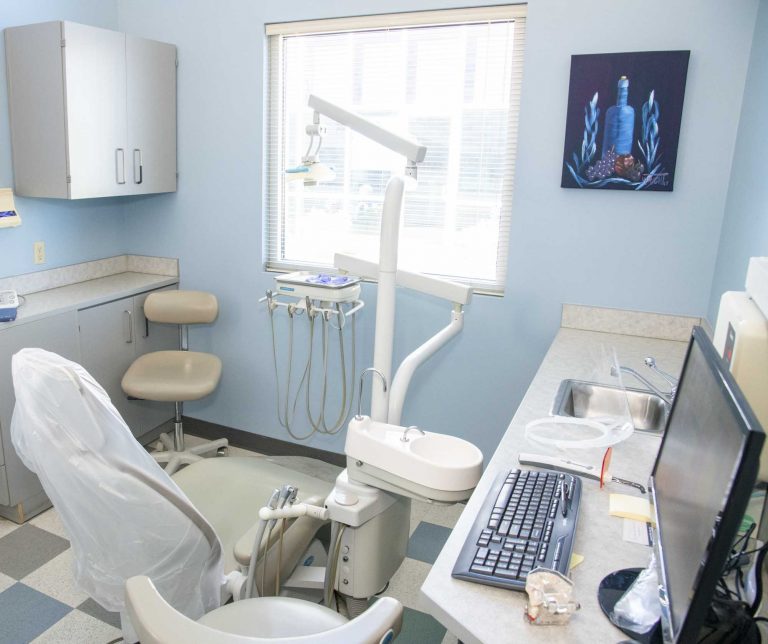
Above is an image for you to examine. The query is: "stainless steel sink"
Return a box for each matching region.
[551,379,669,433]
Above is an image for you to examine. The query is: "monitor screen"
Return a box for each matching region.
[651,326,764,643]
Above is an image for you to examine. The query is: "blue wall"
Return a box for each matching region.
[0,1,126,277]
[116,0,760,460]
[0,1,759,460]
[708,0,768,323]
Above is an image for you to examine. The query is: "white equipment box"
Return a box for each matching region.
[713,257,768,481]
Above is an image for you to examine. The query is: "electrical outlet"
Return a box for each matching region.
[33,241,45,264]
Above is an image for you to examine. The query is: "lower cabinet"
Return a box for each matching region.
[0,310,81,521]
[0,284,179,522]
[78,286,178,437]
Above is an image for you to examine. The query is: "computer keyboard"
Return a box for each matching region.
[452,468,582,591]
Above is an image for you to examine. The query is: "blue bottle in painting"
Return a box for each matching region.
[601,76,635,156]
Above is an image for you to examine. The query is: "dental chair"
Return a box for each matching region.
[121,289,228,475]
[126,575,401,644]
[9,349,398,642]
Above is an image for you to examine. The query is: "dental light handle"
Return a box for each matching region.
[259,503,330,521]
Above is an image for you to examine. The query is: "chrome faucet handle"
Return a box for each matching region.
[644,356,679,390]
[400,425,425,442]
[356,367,388,420]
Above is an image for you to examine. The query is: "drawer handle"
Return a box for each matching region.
[116,148,126,185]
[124,310,133,343]
[133,149,143,184]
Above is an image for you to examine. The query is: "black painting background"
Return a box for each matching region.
[561,50,690,191]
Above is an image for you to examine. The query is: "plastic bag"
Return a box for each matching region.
[525,415,634,450]
[10,349,223,637]
[611,553,662,633]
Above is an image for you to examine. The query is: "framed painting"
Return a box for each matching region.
[561,50,690,191]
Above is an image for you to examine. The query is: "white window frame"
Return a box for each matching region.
[264,5,527,294]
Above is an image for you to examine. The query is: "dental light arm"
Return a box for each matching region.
[308,95,427,178]
[334,253,472,306]
[334,252,472,425]
[309,95,469,423]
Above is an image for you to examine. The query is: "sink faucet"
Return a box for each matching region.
[611,356,678,405]
[400,425,425,442]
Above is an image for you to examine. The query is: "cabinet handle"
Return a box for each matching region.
[133,149,143,184]
[116,148,126,184]
[124,310,133,343]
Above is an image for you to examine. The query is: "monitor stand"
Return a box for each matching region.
[597,568,662,644]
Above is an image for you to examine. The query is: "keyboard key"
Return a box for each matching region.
[470,564,495,575]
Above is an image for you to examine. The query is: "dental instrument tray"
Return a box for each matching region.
[452,468,581,591]
[274,271,361,303]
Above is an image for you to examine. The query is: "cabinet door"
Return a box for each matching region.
[78,297,139,433]
[62,22,129,199]
[125,35,177,195]
[0,311,80,506]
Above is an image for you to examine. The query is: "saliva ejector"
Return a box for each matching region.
[262,271,364,440]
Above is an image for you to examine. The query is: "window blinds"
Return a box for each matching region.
[265,6,526,293]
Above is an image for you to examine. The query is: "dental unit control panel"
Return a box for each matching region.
[274,271,361,303]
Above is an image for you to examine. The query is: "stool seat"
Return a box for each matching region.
[122,351,222,402]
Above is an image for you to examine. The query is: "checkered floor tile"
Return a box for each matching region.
[0,443,463,643]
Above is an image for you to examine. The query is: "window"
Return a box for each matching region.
[265,6,527,293]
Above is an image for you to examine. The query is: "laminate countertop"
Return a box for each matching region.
[1,272,179,330]
[420,326,690,643]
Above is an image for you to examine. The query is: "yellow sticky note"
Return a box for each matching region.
[609,494,652,523]
[570,553,585,569]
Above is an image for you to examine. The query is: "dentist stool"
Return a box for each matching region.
[122,290,228,474]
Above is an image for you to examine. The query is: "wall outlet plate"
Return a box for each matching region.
[33,241,45,264]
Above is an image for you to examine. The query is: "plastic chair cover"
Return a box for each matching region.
[10,349,224,628]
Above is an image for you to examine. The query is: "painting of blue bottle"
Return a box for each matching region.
[561,51,690,191]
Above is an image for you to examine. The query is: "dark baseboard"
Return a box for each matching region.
[182,416,346,468]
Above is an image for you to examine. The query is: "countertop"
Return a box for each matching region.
[420,327,690,643]
[1,272,179,330]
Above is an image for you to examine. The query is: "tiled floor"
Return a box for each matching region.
[0,439,462,643]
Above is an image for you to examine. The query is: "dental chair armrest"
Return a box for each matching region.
[127,575,403,644]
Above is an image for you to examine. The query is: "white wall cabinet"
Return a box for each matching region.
[0,284,178,522]
[5,21,177,199]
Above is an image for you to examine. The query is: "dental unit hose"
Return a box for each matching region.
[245,485,297,599]
[269,300,356,440]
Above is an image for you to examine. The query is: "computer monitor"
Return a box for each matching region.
[650,326,764,643]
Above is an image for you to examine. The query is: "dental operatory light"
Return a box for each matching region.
[285,115,336,186]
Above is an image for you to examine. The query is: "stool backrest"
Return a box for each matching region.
[145,290,218,325]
